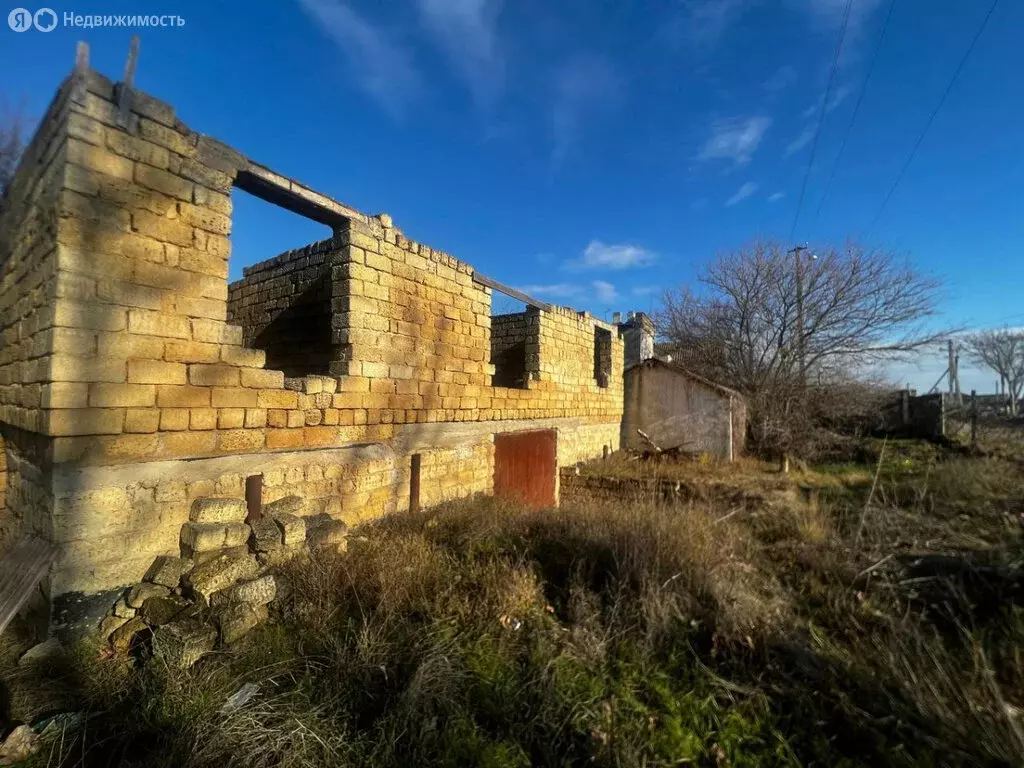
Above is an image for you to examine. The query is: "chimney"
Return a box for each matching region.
[621,310,655,368]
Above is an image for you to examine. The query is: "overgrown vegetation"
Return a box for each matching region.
[4,439,1023,767]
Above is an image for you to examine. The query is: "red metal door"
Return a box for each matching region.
[493,429,557,509]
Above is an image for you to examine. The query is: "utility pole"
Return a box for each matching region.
[788,245,812,384]
[947,340,957,398]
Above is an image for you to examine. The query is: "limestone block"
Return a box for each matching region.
[189,364,239,387]
[221,345,265,368]
[140,595,190,626]
[153,619,217,668]
[186,550,260,602]
[144,554,194,588]
[180,522,228,552]
[127,582,171,609]
[165,340,221,364]
[100,614,130,639]
[190,497,246,524]
[224,522,251,548]
[250,517,283,552]
[216,603,268,645]
[264,495,303,517]
[217,429,265,452]
[89,383,156,408]
[227,575,276,606]
[190,408,217,430]
[244,408,267,428]
[129,359,187,385]
[273,513,305,547]
[243,369,286,390]
[112,598,136,619]
[305,514,348,549]
[109,616,149,652]
[45,408,124,437]
[159,408,190,431]
[212,387,258,408]
[40,382,89,409]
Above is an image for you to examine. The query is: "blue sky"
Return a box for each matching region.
[1,0,1021,392]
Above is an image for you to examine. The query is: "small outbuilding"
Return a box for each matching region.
[622,358,746,460]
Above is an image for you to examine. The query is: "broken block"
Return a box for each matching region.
[154,619,217,668]
[250,516,283,552]
[224,522,251,548]
[140,594,190,626]
[272,513,305,547]
[144,555,194,588]
[126,582,170,609]
[216,603,268,645]
[305,513,348,549]
[186,550,260,602]
[264,495,303,517]
[190,497,247,524]
[109,616,148,653]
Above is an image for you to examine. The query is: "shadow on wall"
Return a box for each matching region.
[250,272,334,378]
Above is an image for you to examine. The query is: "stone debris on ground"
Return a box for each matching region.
[0,724,38,766]
[97,493,349,667]
[17,637,65,667]
[126,582,170,609]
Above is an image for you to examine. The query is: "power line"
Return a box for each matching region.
[813,0,897,221]
[865,0,1001,236]
[789,0,855,241]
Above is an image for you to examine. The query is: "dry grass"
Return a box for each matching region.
[4,439,1024,767]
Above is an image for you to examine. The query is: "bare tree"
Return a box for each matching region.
[659,240,943,456]
[0,110,25,216]
[964,328,1024,415]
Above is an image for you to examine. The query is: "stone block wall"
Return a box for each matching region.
[0,61,625,613]
[226,238,340,377]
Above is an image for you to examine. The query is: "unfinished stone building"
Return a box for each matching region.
[0,54,623,634]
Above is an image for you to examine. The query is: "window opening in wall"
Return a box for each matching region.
[226,183,337,377]
[489,290,534,389]
[594,326,612,388]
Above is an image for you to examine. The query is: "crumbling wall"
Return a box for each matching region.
[0,62,625,608]
[490,310,538,388]
[227,239,341,377]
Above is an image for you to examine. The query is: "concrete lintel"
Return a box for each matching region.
[236,163,367,228]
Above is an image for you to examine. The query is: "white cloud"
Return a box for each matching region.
[768,191,785,202]
[677,0,749,50]
[763,64,797,95]
[593,280,618,304]
[551,54,621,165]
[518,283,582,298]
[726,181,759,206]
[299,0,420,118]
[697,116,772,167]
[564,240,657,272]
[415,0,504,106]
[785,125,815,156]
[632,285,662,296]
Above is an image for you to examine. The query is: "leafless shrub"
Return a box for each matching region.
[659,239,944,458]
